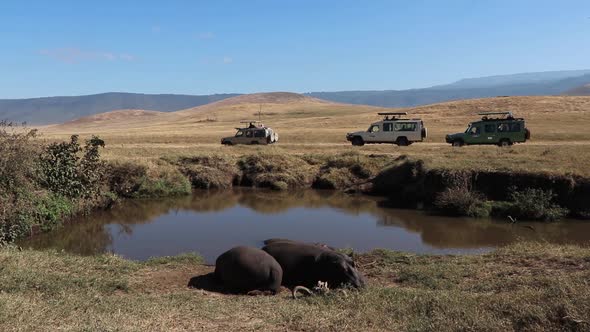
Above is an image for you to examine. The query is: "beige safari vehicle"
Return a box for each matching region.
[221,121,279,145]
[346,112,427,146]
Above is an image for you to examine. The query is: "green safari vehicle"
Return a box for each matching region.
[445,112,530,147]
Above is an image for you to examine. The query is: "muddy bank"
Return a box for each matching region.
[370,160,590,218]
[159,153,590,220]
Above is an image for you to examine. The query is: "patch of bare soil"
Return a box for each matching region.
[131,264,213,294]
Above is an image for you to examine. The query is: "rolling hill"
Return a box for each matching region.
[43,93,590,146]
[0,92,239,124]
[4,70,590,125]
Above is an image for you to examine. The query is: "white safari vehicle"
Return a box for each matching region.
[346,112,427,146]
[221,121,279,145]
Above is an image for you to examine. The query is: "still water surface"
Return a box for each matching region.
[21,189,590,263]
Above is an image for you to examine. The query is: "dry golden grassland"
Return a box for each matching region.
[38,94,590,176]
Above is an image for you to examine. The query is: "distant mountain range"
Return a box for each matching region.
[305,70,590,107]
[0,92,239,124]
[2,70,590,124]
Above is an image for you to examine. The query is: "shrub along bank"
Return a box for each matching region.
[1,125,587,244]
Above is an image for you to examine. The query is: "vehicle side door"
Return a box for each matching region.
[233,129,247,144]
[483,122,498,144]
[465,123,484,144]
[365,124,383,143]
[244,129,255,144]
[382,122,395,142]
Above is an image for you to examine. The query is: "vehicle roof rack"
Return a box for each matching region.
[378,112,408,116]
[477,111,512,116]
[239,120,262,123]
[378,112,408,120]
[478,111,516,120]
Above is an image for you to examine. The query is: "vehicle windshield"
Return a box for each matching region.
[464,124,472,134]
[368,124,379,133]
[235,130,244,137]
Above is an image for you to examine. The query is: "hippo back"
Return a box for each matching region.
[215,246,282,294]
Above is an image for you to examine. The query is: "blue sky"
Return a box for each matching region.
[0,0,589,98]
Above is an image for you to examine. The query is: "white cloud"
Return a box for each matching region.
[119,54,136,61]
[39,48,136,63]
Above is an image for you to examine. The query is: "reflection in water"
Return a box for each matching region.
[21,189,590,262]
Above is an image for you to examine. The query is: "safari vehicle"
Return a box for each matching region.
[221,121,279,145]
[346,112,427,146]
[445,111,530,147]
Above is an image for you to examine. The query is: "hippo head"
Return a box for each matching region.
[316,251,366,288]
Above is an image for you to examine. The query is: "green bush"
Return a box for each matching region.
[434,186,491,218]
[0,122,40,244]
[433,171,491,218]
[507,187,568,221]
[33,194,76,232]
[134,166,192,198]
[39,135,105,199]
[0,193,34,245]
[0,122,38,194]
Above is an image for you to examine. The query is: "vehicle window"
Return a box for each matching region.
[235,130,244,137]
[254,130,265,138]
[497,123,509,132]
[369,125,380,133]
[245,130,253,138]
[383,123,393,132]
[509,123,521,132]
[469,126,481,136]
[484,124,496,133]
[394,123,417,131]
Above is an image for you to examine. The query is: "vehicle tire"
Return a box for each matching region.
[352,137,364,146]
[451,140,464,147]
[251,141,259,145]
[499,139,512,147]
[396,137,409,146]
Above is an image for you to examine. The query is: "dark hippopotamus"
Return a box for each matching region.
[214,246,283,294]
[262,239,365,289]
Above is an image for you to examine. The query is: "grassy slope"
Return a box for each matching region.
[1,243,589,331]
[38,95,590,176]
